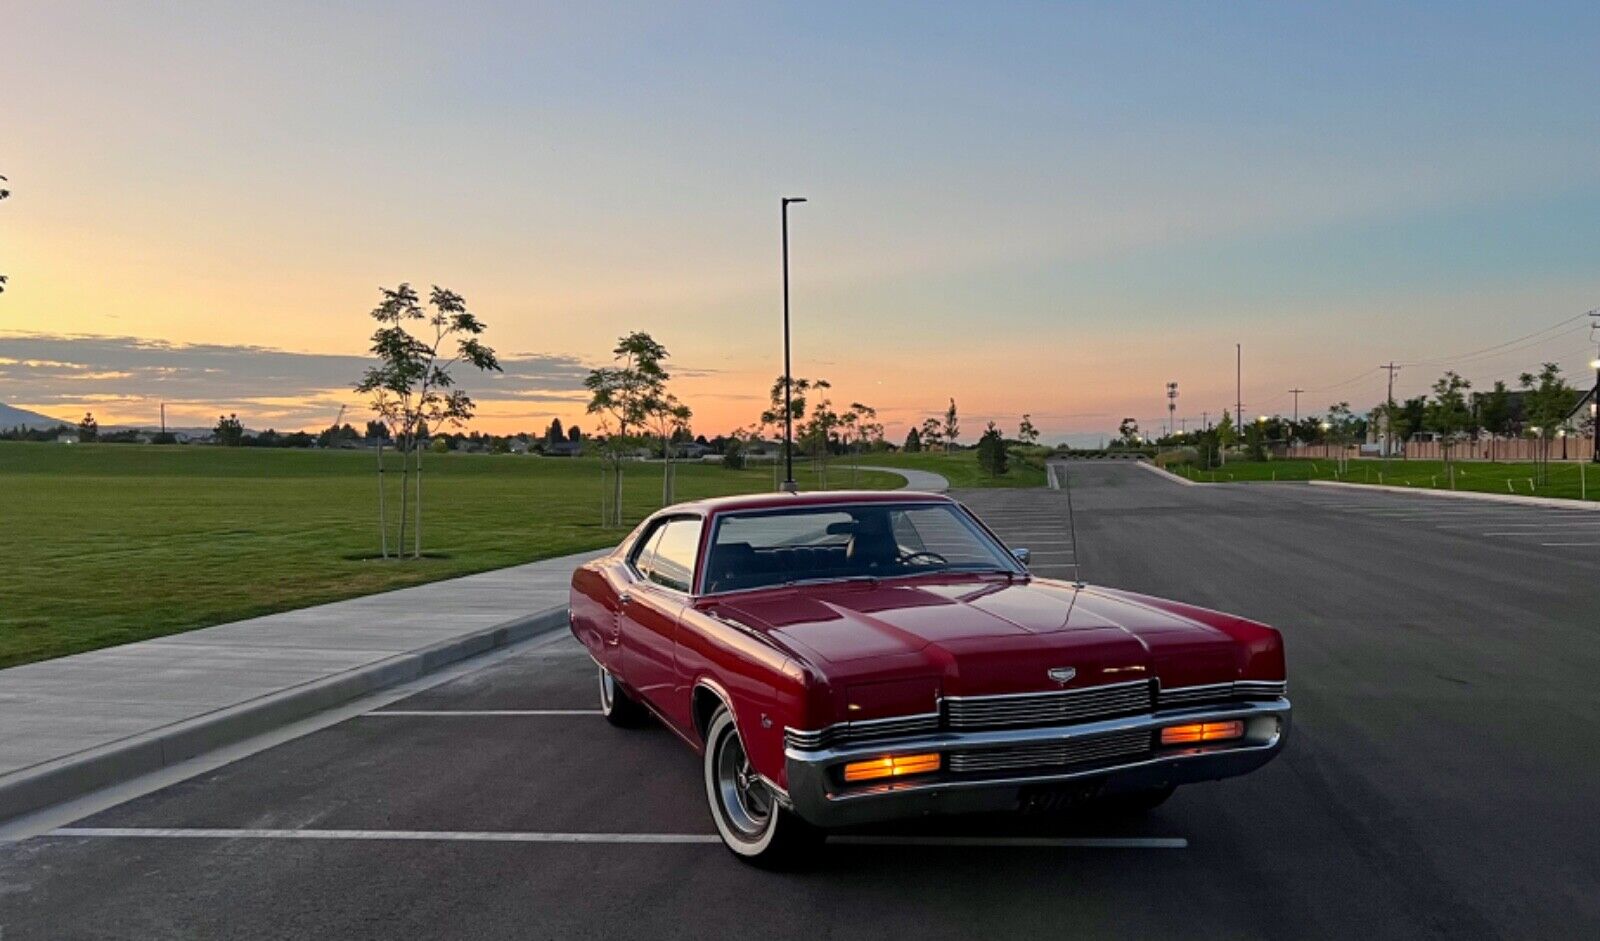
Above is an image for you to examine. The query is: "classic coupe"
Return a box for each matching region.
[569,490,1289,862]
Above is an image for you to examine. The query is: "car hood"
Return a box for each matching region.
[707,576,1244,698]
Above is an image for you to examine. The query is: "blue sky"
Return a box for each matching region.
[2,1,1598,438]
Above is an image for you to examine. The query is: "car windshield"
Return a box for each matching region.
[701,502,1019,594]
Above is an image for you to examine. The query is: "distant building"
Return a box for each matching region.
[56,432,79,445]
[544,440,583,457]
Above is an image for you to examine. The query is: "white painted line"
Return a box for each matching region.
[51,827,721,844]
[0,628,577,844]
[1539,542,1600,547]
[364,710,602,717]
[49,828,1186,849]
[834,835,1188,849]
[1481,531,1599,538]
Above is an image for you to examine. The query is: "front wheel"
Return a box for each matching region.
[597,665,648,727]
[703,707,822,866]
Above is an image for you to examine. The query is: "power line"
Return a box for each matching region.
[1400,309,1594,368]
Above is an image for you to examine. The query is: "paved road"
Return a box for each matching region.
[2,463,1596,939]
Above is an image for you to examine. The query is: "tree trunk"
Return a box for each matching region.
[377,438,389,558]
[662,435,671,505]
[611,454,625,527]
[414,435,424,558]
[396,432,410,557]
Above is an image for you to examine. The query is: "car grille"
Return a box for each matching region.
[784,713,940,750]
[944,680,1153,730]
[1157,679,1286,711]
[947,729,1152,774]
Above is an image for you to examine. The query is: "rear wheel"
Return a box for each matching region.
[703,707,822,866]
[597,665,648,727]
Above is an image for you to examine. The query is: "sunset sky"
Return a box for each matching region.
[3,2,1599,443]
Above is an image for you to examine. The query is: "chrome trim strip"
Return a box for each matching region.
[941,679,1151,703]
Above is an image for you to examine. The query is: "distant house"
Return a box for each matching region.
[507,437,530,454]
[545,440,583,457]
[674,442,712,459]
[56,432,79,445]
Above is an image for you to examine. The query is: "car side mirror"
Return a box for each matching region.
[1011,547,1031,566]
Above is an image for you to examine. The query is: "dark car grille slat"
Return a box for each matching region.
[947,729,1152,774]
[1157,679,1286,711]
[945,681,1153,730]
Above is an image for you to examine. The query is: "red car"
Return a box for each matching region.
[569,490,1289,863]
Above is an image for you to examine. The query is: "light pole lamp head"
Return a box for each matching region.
[1590,358,1600,370]
[783,196,807,206]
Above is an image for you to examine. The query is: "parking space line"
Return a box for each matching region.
[363,710,602,717]
[1539,542,1600,547]
[49,828,1186,849]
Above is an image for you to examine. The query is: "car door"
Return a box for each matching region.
[621,516,699,731]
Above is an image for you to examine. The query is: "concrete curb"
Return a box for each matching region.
[1307,479,1600,510]
[0,606,568,824]
[1130,459,1198,487]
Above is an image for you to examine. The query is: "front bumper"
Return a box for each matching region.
[782,698,1290,828]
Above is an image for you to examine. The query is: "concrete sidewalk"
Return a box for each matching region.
[0,550,604,822]
[856,465,949,492]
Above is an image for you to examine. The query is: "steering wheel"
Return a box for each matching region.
[898,550,948,566]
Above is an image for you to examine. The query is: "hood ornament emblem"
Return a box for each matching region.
[1047,667,1077,685]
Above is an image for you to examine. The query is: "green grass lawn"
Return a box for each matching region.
[1171,457,1600,502]
[0,443,900,668]
[840,449,1049,489]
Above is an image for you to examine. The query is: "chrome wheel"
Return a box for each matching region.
[714,726,773,837]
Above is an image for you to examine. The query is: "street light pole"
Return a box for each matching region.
[780,196,807,492]
[1590,355,1600,464]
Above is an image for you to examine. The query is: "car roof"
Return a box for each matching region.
[666,489,954,516]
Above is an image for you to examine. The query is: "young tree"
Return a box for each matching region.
[214,413,245,446]
[1519,363,1578,485]
[904,426,923,452]
[1324,402,1358,472]
[1425,371,1472,478]
[1117,418,1141,448]
[567,424,583,443]
[1018,414,1039,446]
[355,284,500,558]
[1476,381,1512,461]
[943,398,960,452]
[545,417,565,447]
[920,417,944,452]
[799,384,840,488]
[761,375,824,487]
[645,391,692,504]
[77,412,98,443]
[977,421,1008,478]
[1214,411,1237,466]
[586,332,668,525]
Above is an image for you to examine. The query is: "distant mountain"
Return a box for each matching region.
[0,402,71,430]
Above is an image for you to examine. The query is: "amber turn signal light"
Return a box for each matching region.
[842,752,942,783]
[1160,720,1245,745]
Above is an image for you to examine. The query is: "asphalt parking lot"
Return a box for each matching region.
[2,462,1597,939]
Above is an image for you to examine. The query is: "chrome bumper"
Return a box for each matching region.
[782,699,1290,828]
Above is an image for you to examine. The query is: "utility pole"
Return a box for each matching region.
[1166,382,1178,437]
[1380,361,1402,458]
[1288,388,1304,424]
[1589,310,1599,463]
[160,402,166,436]
[1235,344,1242,429]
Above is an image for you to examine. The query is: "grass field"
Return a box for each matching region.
[1172,457,1600,502]
[841,449,1050,489]
[0,444,901,668]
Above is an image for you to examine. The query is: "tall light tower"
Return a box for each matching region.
[780,196,806,492]
[1166,382,1178,437]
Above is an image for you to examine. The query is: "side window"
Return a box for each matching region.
[631,523,668,583]
[647,519,702,592]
